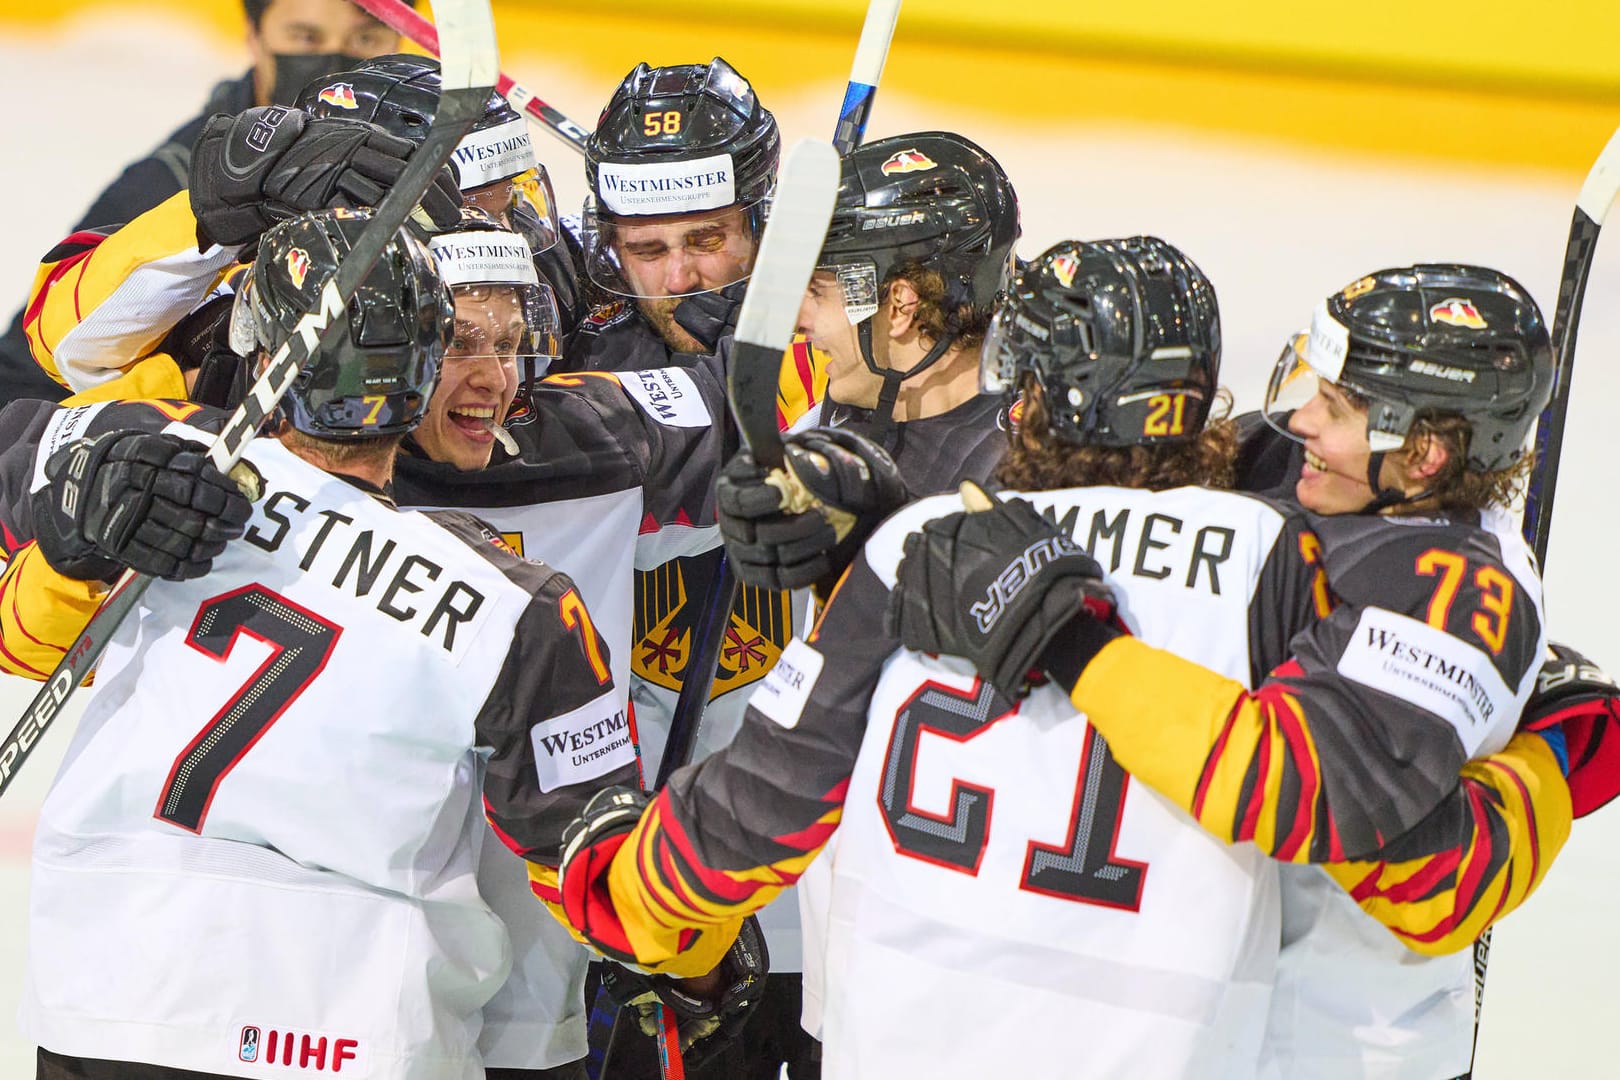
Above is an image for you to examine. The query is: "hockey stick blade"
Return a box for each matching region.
[0,0,499,800]
[833,0,903,155]
[1522,121,1620,562]
[728,138,842,470]
[349,0,591,154]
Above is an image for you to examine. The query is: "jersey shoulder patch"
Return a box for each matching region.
[618,367,711,428]
[582,301,633,331]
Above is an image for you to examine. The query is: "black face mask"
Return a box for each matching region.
[268,52,367,106]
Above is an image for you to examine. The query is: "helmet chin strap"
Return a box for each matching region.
[1360,449,1437,514]
[857,318,958,446]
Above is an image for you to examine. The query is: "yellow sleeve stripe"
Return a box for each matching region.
[1323,732,1572,956]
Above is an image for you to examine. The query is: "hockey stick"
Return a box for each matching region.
[833,0,903,156]
[348,0,591,154]
[656,139,843,792]
[0,0,499,799]
[1460,120,1620,1079]
[593,140,842,1080]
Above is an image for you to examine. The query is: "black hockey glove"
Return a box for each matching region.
[672,280,747,354]
[719,427,908,596]
[189,106,462,249]
[33,431,254,582]
[887,484,1120,701]
[599,915,769,1070]
[1522,642,1620,818]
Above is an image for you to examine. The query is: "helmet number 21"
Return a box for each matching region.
[1143,393,1187,437]
[643,110,682,136]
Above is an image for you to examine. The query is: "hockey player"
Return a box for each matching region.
[296,55,584,332]
[557,237,1317,1076]
[717,130,1019,598]
[573,57,781,365]
[892,262,1577,1078]
[10,209,649,1080]
[6,191,774,1075]
[0,0,409,406]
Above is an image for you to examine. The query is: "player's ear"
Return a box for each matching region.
[1403,429,1450,482]
[885,278,920,340]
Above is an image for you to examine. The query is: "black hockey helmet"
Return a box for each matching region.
[982,237,1220,448]
[428,207,563,381]
[1264,264,1553,471]
[297,54,555,231]
[229,208,452,438]
[584,56,779,214]
[816,131,1021,328]
[580,57,779,297]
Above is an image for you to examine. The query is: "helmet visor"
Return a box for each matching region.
[1262,304,1406,453]
[979,305,1023,395]
[581,196,764,299]
[448,280,562,382]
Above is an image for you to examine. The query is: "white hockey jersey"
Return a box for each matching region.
[13,404,637,1079]
[625,483,1324,1079]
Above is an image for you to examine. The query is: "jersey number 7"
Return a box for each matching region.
[878,678,1148,911]
[155,585,341,833]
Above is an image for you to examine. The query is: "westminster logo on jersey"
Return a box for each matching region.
[632,554,791,701]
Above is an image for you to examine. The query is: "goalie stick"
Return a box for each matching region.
[348,0,591,154]
[1461,119,1620,1079]
[0,0,499,800]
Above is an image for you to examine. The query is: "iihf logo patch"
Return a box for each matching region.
[317,83,358,110]
[239,1026,261,1063]
[286,247,311,289]
[1429,297,1487,330]
[880,149,937,175]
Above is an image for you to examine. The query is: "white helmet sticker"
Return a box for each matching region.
[1304,299,1350,382]
[596,153,737,216]
[429,231,539,289]
[451,117,537,191]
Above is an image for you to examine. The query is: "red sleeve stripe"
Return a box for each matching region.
[1485,758,1540,885]
[22,248,100,367]
[1345,864,1385,904]
[1361,848,1463,906]
[1271,692,1320,861]
[1236,702,1274,844]
[482,796,536,859]
[1193,699,1245,821]
[4,547,70,658]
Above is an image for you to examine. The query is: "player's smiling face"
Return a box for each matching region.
[800,270,881,408]
[1287,380,1379,514]
[414,286,523,471]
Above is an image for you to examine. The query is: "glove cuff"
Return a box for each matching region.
[1038,614,1123,697]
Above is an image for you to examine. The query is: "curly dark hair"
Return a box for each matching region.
[1402,412,1536,512]
[995,379,1239,492]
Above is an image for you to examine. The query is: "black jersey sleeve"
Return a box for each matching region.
[561,547,897,969]
[431,510,638,882]
[1068,513,1545,865]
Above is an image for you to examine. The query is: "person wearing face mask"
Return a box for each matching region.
[0,0,407,407]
